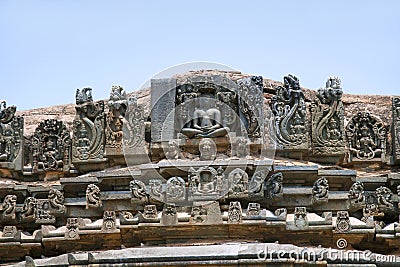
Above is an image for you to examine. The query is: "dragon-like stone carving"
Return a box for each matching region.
[21,197,37,220]
[48,188,65,213]
[129,179,148,203]
[346,112,387,161]
[2,195,17,220]
[375,186,393,210]
[349,181,365,206]
[312,177,329,202]
[271,75,307,149]
[72,88,106,162]
[32,119,71,172]
[265,172,283,199]
[310,77,345,156]
[86,184,102,209]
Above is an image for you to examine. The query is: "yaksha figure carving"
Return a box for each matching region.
[181,96,229,138]
[86,184,102,209]
[72,88,106,163]
[346,112,387,161]
[271,75,308,149]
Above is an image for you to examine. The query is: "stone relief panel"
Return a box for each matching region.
[228,168,249,199]
[48,188,65,214]
[246,202,261,217]
[123,96,146,149]
[130,179,148,203]
[310,77,345,158]
[72,88,106,165]
[65,218,80,240]
[166,176,186,202]
[349,181,365,208]
[35,199,55,224]
[265,172,283,199]
[20,196,37,221]
[346,112,387,162]
[32,119,71,173]
[335,211,351,233]
[86,184,102,209]
[1,195,17,220]
[188,166,219,201]
[312,177,329,203]
[101,210,117,232]
[106,86,127,151]
[248,170,267,198]
[228,201,242,223]
[271,75,308,150]
[0,100,23,170]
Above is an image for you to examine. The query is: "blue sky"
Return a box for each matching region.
[1,1,399,110]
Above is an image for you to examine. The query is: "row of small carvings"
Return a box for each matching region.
[0,206,391,242]
[0,179,398,225]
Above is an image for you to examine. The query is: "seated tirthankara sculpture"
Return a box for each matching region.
[181,96,229,138]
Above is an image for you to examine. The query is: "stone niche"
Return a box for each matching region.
[345,112,387,165]
[72,88,107,172]
[150,74,264,159]
[0,100,24,176]
[310,77,345,163]
[29,119,71,179]
[271,75,308,159]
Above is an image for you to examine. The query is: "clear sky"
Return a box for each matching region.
[1,0,399,110]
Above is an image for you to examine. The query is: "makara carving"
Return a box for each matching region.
[271,75,308,149]
[72,88,106,163]
[310,77,345,157]
[346,112,387,161]
[86,184,102,209]
[32,119,71,173]
[312,177,329,202]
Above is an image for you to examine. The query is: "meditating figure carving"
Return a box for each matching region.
[181,97,229,138]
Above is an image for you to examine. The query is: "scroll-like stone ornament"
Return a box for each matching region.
[310,77,345,160]
[271,75,308,149]
[86,184,102,209]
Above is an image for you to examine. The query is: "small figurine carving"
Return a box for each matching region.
[246,202,261,217]
[21,197,37,220]
[335,211,351,233]
[199,138,216,160]
[190,206,207,224]
[2,226,17,238]
[86,184,102,209]
[143,205,158,219]
[35,199,55,224]
[249,170,266,197]
[48,188,65,213]
[161,203,178,225]
[228,168,249,198]
[166,177,186,202]
[375,186,394,210]
[235,137,249,158]
[349,181,365,206]
[129,179,148,203]
[215,166,228,196]
[122,96,146,148]
[149,179,163,201]
[164,140,180,160]
[106,86,127,150]
[65,218,80,239]
[101,210,117,232]
[265,172,283,199]
[294,207,308,229]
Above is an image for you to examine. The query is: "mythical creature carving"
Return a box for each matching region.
[129,179,148,203]
[228,201,242,223]
[271,75,307,149]
[294,207,308,229]
[122,96,145,148]
[86,184,102,209]
[190,206,207,224]
[106,86,127,149]
[265,172,283,199]
[248,170,266,197]
[246,202,261,217]
[143,205,157,219]
[48,188,65,213]
[149,179,163,201]
[310,77,345,156]
[346,112,387,161]
[228,168,249,198]
[237,76,264,137]
[2,226,17,238]
[312,177,329,202]
[0,100,23,166]
[72,88,106,162]
[375,186,394,210]
[335,211,351,233]
[32,119,71,173]
[101,210,117,232]
[2,195,17,220]
[21,197,37,220]
[161,203,178,225]
[65,218,80,240]
[349,181,365,206]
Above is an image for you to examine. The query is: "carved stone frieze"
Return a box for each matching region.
[0,100,23,170]
[265,172,283,199]
[271,75,308,150]
[310,77,345,158]
[32,119,71,173]
[189,166,220,200]
[86,184,102,209]
[2,225,17,238]
[72,88,106,167]
[312,177,329,202]
[123,96,146,149]
[346,112,387,162]
[35,199,55,224]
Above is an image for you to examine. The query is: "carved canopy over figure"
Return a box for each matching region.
[32,119,71,172]
[346,112,387,161]
[72,88,106,163]
[271,74,308,148]
[181,96,229,138]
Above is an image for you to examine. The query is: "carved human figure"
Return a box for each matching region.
[215,167,227,196]
[197,171,215,194]
[165,140,180,160]
[199,138,216,160]
[326,117,341,141]
[229,169,248,196]
[181,97,229,138]
[349,181,365,205]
